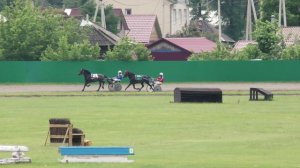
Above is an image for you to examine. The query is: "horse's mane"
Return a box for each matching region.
[83,69,91,75]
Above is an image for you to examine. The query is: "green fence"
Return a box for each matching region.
[0,61,300,83]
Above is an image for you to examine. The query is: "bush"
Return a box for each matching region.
[281,44,300,60]
[106,37,151,61]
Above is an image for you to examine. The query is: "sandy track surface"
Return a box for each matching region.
[1,83,300,93]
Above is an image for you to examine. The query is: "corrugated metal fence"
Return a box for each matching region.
[0,61,299,83]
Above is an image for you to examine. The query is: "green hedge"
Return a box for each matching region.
[0,61,300,83]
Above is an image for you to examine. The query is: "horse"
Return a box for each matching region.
[78,68,107,91]
[123,70,154,91]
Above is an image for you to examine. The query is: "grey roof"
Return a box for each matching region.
[197,20,235,43]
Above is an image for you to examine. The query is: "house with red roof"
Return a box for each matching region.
[124,15,162,44]
[148,37,217,61]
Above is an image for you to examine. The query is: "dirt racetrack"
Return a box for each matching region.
[1,83,300,93]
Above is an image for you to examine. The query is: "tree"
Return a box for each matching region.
[41,36,99,61]
[0,0,15,11]
[208,0,248,41]
[0,0,95,60]
[106,37,151,61]
[188,42,230,61]
[189,0,208,21]
[253,20,283,58]
[260,0,300,26]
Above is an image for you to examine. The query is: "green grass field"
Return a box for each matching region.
[1,92,300,168]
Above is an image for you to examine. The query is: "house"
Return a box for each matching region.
[125,15,162,44]
[64,8,83,19]
[100,0,190,37]
[80,19,120,58]
[112,8,130,37]
[148,37,217,61]
[281,27,300,46]
[232,40,257,51]
[197,20,235,44]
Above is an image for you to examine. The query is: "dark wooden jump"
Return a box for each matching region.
[174,88,222,103]
[249,88,273,101]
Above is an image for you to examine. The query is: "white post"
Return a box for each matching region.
[100,0,106,29]
[282,0,287,27]
[246,0,250,40]
[279,0,282,27]
[250,0,257,21]
[93,1,99,22]
[218,0,222,42]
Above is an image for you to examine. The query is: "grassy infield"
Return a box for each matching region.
[0,91,300,168]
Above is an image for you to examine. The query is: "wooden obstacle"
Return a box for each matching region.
[58,146,134,163]
[250,88,273,101]
[174,88,222,103]
[0,146,31,164]
[44,118,85,146]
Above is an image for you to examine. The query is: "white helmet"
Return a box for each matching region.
[159,72,163,76]
[118,70,122,74]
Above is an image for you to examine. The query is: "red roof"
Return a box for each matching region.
[124,15,159,44]
[164,37,217,53]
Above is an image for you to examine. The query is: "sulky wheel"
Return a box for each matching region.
[114,83,122,91]
[153,85,162,92]
[108,84,114,91]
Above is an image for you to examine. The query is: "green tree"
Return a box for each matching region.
[0,0,15,11]
[189,0,208,20]
[41,36,99,61]
[188,42,230,61]
[0,0,94,60]
[253,20,283,58]
[106,37,151,61]
[260,0,300,26]
[231,44,264,60]
[209,0,248,41]
[281,44,300,60]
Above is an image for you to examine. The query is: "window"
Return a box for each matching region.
[184,9,187,24]
[172,9,177,25]
[125,9,132,15]
[179,9,182,24]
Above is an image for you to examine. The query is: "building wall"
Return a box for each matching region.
[100,0,189,37]
[170,1,190,34]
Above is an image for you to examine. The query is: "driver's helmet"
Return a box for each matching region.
[118,70,122,74]
[159,72,163,76]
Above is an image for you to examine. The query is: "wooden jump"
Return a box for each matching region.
[250,88,273,101]
[174,88,222,103]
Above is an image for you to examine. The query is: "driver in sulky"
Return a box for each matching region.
[155,72,164,85]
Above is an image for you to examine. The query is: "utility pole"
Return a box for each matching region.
[245,0,257,40]
[100,0,106,29]
[279,0,287,27]
[218,0,222,42]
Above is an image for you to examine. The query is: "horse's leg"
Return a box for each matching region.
[139,82,144,91]
[132,83,140,90]
[102,81,105,89]
[97,81,101,91]
[125,83,132,91]
[146,81,154,90]
[82,82,87,91]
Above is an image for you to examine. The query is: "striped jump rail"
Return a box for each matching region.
[59,146,134,163]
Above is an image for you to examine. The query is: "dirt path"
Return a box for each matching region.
[1,83,300,93]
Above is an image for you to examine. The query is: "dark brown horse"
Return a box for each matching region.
[123,70,154,91]
[78,68,107,91]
